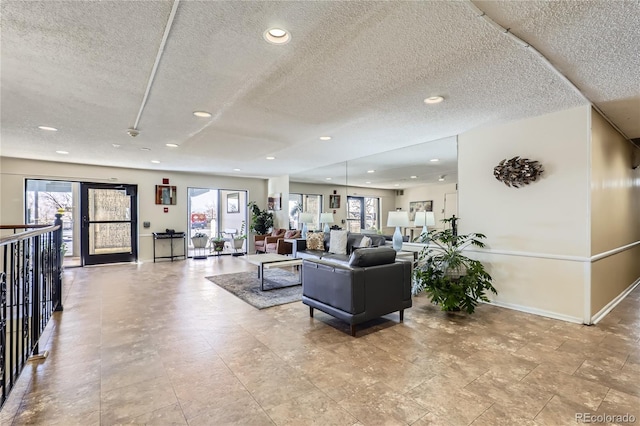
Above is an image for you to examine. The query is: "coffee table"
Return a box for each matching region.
[243,254,303,291]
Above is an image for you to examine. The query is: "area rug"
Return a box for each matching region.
[205,269,302,309]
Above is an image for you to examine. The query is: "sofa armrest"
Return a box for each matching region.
[254,235,268,242]
[292,239,307,257]
[276,239,293,255]
[265,236,281,244]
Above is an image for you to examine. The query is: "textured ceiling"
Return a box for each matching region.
[1,1,638,188]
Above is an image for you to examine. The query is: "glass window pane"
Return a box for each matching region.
[88,223,131,255]
[88,189,130,221]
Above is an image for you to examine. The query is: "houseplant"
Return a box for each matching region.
[232,221,246,250]
[248,201,274,235]
[412,217,497,314]
[191,232,209,249]
[210,235,226,252]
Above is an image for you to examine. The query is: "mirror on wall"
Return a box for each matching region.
[290,136,457,190]
[289,136,458,234]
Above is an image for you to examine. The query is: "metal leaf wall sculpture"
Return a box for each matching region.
[493,156,544,188]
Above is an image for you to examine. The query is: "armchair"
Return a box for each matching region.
[265,230,301,255]
[254,228,286,253]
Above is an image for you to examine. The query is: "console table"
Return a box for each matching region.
[152,232,186,262]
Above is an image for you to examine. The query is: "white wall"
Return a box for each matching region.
[0,157,268,261]
[458,106,591,322]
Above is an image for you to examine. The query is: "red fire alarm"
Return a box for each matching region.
[162,178,169,184]
[333,209,336,214]
[163,207,169,213]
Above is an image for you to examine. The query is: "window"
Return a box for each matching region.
[347,196,380,232]
[289,193,323,230]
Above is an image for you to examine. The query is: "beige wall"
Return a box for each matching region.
[395,183,458,231]
[0,157,268,261]
[458,106,591,322]
[267,175,290,230]
[589,108,640,316]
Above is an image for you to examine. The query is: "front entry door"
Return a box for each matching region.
[80,183,138,266]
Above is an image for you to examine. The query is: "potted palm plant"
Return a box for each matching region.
[412,217,497,313]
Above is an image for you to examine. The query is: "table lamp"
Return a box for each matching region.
[320,212,335,233]
[299,212,314,238]
[387,211,409,251]
[414,211,435,240]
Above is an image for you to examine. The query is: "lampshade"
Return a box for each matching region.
[387,211,409,227]
[320,212,334,224]
[299,212,314,223]
[414,211,435,227]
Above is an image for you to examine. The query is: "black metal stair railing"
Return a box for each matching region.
[0,214,63,408]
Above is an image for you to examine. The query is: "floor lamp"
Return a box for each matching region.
[387,211,409,251]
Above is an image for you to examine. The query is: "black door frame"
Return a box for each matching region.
[80,183,138,266]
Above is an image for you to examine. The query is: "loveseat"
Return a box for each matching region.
[265,230,301,255]
[292,231,387,262]
[302,246,412,336]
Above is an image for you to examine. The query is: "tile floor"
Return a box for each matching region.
[0,257,638,425]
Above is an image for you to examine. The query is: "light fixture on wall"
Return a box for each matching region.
[299,212,314,238]
[414,211,435,240]
[387,211,409,251]
[320,212,335,233]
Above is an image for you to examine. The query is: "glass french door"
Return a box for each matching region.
[80,183,138,266]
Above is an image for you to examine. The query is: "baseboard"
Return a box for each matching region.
[590,278,640,324]
[486,300,584,324]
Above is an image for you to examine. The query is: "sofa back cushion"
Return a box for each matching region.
[284,230,299,239]
[271,228,286,237]
[349,247,397,267]
[328,230,348,255]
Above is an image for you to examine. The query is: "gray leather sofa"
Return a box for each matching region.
[302,247,412,336]
[292,232,387,262]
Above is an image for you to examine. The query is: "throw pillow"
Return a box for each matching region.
[328,230,348,255]
[284,230,297,239]
[307,232,325,250]
[360,235,372,248]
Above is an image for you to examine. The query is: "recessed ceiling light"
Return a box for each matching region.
[55,150,68,155]
[394,184,400,187]
[140,147,151,151]
[424,96,444,104]
[326,177,332,180]
[193,111,212,118]
[438,175,446,181]
[266,156,275,160]
[365,181,371,184]
[263,28,291,45]
[410,175,417,179]
[367,170,375,173]
[38,126,58,131]
[430,158,439,162]
[233,168,241,171]
[165,143,179,148]
[151,160,160,164]
[319,136,332,141]
[112,144,121,148]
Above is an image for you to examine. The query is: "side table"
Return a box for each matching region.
[152,232,186,262]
